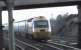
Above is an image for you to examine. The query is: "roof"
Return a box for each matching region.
[0,0,81,10]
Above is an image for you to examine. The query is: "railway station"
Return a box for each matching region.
[0,0,81,50]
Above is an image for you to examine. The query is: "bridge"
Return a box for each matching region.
[0,0,81,9]
[0,0,81,50]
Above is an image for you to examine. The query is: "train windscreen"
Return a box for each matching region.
[34,20,48,28]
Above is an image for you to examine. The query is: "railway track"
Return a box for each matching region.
[48,38,77,47]
[16,39,40,50]
[16,35,64,50]
[16,44,24,50]
[4,37,24,50]
[47,41,81,50]
[4,35,40,50]
[4,33,81,50]
[16,35,81,50]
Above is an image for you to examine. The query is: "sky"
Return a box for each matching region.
[2,5,78,24]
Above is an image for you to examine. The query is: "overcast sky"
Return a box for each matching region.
[2,5,78,24]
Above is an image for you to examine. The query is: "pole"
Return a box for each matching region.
[5,0,15,50]
[0,8,3,50]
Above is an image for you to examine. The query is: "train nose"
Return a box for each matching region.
[40,29,45,32]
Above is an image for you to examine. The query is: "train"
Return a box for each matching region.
[3,16,51,42]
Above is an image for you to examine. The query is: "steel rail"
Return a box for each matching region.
[48,41,81,50]
[16,39,40,50]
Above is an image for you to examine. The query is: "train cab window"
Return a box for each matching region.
[34,20,48,28]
